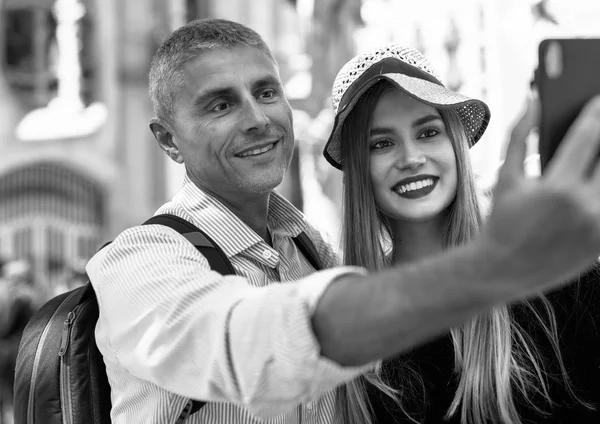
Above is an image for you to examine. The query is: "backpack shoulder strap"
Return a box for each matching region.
[143,213,238,416]
[292,231,324,271]
[144,213,235,276]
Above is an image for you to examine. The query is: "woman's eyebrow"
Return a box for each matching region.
[412,114,442,127]
[370,115,442,136]
[369,126,394,136]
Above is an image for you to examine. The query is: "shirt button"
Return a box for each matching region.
[306,402,313,411]
[262,250,272,259]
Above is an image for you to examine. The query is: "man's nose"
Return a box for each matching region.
[241,98,269,133]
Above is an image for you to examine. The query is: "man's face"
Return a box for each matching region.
[166,46,294,202]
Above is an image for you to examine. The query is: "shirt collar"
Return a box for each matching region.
[169,175,307,258]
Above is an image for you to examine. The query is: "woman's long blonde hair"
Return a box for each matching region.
[336,80,590,424]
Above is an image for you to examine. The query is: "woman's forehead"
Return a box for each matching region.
[372,90,440,124]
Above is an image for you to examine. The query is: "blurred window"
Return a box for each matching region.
[1,0,96,110]
[47,226,65,264]
[77,235,98,263]
[13,227,33,259]
[0,162,104,297]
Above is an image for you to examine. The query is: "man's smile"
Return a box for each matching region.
[235,139,280,158]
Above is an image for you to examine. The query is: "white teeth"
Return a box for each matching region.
[396,178,434,194]
[239,144,274,157]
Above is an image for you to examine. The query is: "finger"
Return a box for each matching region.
[497,97,538,185]
[546,95,600,179]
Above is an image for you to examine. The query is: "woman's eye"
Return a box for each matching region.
[371,140,393,149]
[419,128,440,139]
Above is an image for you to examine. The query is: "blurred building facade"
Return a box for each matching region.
[2,0,599,300]
[0,0,302,299]
[4,1,598,422]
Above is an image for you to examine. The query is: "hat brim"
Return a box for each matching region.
[323,73,491,170]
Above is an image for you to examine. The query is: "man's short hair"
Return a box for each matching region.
[148,18,277,123]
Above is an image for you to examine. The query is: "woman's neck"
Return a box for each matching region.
[391,216,446,264]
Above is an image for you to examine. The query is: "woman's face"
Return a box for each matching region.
[368,89,458,223]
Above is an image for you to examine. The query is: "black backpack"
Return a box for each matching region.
[13,214,323,424]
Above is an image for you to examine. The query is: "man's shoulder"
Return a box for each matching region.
[86,208,199,275]
[155,197,197,221]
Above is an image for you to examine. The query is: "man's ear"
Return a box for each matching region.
[149,117,184,164]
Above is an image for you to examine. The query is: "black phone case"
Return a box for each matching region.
[537,38,600,171]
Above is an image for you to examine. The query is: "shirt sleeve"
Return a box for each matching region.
[87,224,370,417]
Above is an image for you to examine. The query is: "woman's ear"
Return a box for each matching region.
[149,118,184,164]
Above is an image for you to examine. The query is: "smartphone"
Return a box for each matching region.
[536,38,600,171]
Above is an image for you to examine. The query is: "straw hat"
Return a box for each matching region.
[323,44,491,170]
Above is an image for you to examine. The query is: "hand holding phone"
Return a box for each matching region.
[536,38,600,171]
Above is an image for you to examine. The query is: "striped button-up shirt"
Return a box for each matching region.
[86,176,368,423]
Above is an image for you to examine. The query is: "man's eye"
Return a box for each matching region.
[211,103,230,112]
[260,89,275,99]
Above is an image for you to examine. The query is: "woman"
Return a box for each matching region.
[323,45,600,424]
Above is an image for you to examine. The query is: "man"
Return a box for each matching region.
[87,18,600,423]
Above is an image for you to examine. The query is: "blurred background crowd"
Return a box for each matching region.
[0,0,599,422]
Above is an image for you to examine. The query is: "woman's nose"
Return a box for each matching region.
[398,142,426,170]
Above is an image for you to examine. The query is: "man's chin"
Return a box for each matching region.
[239,172,287,196]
